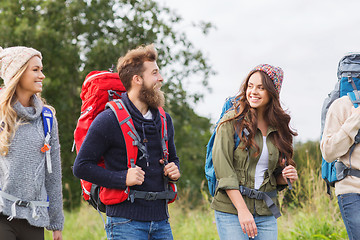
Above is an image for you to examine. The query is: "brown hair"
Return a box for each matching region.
[221,70,297,167]
[116,44,158,91]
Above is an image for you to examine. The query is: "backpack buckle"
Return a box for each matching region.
[145,192,158,201]
[241,187,263,200]
[16,200,30,207]
[248,189,261,199]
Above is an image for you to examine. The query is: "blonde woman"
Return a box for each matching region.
[0,46,64,240]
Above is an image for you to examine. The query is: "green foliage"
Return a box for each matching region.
[293,140,322,172]
[45,203,107,240]
[0,0,214,209]
[170,206,219,240]
[277,141,348,240]
[163,83,212,204]
[280,141,323,208]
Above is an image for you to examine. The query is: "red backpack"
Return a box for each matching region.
[73,71,177,212]
[74,71,125,153]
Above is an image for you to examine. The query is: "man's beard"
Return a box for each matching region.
[139,82,165,108]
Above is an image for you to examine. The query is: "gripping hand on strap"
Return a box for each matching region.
[279,158,298,188]
[126,164,145,186]
[159,159,180,181]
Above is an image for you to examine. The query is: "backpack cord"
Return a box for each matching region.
[96,204,106,229]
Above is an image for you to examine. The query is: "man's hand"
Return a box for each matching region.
[126,166,145,186]
[159,159,180,181]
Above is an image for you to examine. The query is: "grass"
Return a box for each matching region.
[45,142,349,239]
[45,199,218,240]
[45,203,107,240]
[45,183,347,240]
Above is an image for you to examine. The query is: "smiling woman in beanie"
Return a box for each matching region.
[0,46,64,240]
[211,64,298,240]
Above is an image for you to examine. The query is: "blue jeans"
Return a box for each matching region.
[105,217,173,240]
[337,193,360,240]
[214,210,277,240]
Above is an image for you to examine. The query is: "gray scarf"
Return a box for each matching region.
[13,95,43,121]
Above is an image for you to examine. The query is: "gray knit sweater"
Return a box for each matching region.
[0,95,64,231]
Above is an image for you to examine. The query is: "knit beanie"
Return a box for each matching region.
[251,64,283,94]
[0,46,42,86]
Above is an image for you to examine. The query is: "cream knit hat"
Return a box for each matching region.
[0,46,42,86]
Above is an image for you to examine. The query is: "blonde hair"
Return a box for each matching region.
[0,61,54,156]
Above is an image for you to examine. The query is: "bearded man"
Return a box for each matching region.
[73,44,180,240]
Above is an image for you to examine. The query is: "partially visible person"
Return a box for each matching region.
[211,64,298,240]
[0,46,64,240]
[321,59,360,240]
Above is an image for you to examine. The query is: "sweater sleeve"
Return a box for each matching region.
[212,113,239,191]
[73,110,128,189]
[321,96,360,162]
[45,116,65,231]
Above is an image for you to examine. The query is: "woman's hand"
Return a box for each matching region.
[226,189,257,238]
[53,230,62,240]
[237,207,257,238]
[281,160,298,184]
[276,158,298,185]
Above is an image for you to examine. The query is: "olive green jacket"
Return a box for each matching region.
[210,110,280,216]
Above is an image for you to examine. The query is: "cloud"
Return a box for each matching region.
[157,0,360,142]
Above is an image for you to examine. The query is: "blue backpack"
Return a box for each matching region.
[205,96,244,196]
[320,53,360,196]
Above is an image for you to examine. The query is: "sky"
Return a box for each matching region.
[156,0,360,143]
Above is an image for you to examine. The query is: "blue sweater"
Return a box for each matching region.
[73,93,180,221]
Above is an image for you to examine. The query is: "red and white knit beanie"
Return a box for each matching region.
[0,46,42,86]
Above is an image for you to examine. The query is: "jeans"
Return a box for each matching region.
[337,193,360,240]
[214,210,277,240]
[105,216,173,240]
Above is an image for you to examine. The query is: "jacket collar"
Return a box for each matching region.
[265,126,278,136]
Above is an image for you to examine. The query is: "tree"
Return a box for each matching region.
[0,0,215,209]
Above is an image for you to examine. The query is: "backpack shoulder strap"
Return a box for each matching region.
[41,106,53,173]
[347,91,360,108]
[158,107,169,162]
[42,106,53,137]
[106,99,140,168]
[345,91,360,168]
